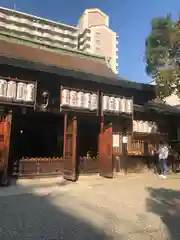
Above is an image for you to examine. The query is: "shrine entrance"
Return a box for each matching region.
[77,116,100,175]
[63,115,114,179]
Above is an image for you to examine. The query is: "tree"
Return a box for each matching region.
[145,14,180,99]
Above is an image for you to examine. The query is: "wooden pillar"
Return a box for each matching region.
[0,110,12,186]
[63,113,77,181]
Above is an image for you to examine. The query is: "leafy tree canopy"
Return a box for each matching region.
[145,14,180,99]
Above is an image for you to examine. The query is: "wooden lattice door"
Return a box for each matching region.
[99,122,113,178]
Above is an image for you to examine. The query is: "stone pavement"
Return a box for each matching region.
[0,173,180,239]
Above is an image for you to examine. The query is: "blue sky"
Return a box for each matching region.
[0,0,179,83]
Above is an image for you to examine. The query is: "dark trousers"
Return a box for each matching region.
[159,158,168,176]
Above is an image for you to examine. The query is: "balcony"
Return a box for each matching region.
[43,24,51,30]
[32,30,42,37]
[44,40,52,45]
[8,16,18,22]
[53,42,63,48]
[20,18,30,24]
[53,35,63,41]
[32,22,42,28]
[43,32,52,38]
[54,27,60,33]
[0,13,6,19]
[21,27,29,33]
[0,22,6,28]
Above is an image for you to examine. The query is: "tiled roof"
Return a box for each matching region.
[0,39,154,92]
[0,39,118,80]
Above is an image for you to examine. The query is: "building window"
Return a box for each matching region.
[96,39,100,45]
[96,32,100,36]
[96,47,100,51]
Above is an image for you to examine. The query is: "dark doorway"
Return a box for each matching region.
[8,112,64,176]
[77,116,100,175]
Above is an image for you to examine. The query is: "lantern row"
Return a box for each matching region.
[133,120,157,133]
[0,79,36,102]
[102,95,133,113]
[61,89,98,110]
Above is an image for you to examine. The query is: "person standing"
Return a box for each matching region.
[158,141,169,179]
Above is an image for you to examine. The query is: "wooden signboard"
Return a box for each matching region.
[99,121,113,178]
[63,113,77,181]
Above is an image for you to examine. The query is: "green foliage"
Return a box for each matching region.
[145,14,180,99]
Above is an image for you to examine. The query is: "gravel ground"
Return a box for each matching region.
[0,173,180,239]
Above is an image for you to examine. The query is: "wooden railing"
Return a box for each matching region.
[79,156,99,174]
[13,156,99,177]
[13,157,64,177]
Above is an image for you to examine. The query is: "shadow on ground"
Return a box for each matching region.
[146,187,180,240]
[0,180,118,240]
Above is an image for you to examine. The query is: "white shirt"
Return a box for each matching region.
[158,145,169,159]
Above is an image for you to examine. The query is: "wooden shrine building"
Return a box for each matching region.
[0,36,180,185]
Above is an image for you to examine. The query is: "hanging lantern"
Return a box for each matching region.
[148,122,153,133]
[139,121,144,132]
[126,99,133,113]
[152,122,157,133]
[16,82,27,101]
[26,83,35,102]
[83,92,91,109]
[69,90,77,107]
[61,89,70,106]
[77,91,84,108]
[133,120,138,132]
[0,79,7,98]
[108,97,115,111]
[120,98,126,112]
[7,81,16,99]
[90,93,98,110]
[114,98,120,112]
[143,121,149,133]
[102,95,109,111]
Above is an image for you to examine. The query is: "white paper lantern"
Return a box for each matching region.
[147,122,153,133]
[83,93,91,109]
[90,93,98,110]
[133,120,138,132]
[7,81,16,99]
[69,90,77,107]
[77,91,84,108]
[139,121,144,132]
[102,95,109,111]
[120,98,126,112]
[136,121,140,132]
[16,82,27,101]
[151,122,157,133]
[126,99,133,113]
[0,79,7,98]
[61,89,70,106]
[143,121,149,133]
[108,97,115,111]
[114,98,120,112]
[26,83,35,102]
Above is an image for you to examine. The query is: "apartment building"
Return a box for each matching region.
[0,6,78,50]
[0,6,118,74]
[78,8,119,74]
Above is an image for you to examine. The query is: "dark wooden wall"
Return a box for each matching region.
[0,64,155,114]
